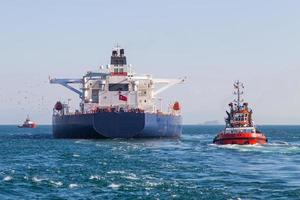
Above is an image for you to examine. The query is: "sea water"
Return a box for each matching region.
[0,125,299,199]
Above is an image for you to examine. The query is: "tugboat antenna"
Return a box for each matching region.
[233,80,244,110]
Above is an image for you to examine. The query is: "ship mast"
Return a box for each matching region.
[233,80,244,110]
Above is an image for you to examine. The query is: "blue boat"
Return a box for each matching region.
[50,47,185,139]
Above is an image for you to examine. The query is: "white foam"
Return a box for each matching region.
[73,154,80,157]
[69,183,79,188]
[212,142,300,154]
[32,176,44,183]
[99,161,107,165]
[89,175,101,180]
[50,180,63,187]
[108,183,120,189]
[212,143,265,151]
[3,176,12,181]
[125,173,139,180]
[146,181,160,187]
[107,170,125,174]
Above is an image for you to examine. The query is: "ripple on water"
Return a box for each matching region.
[124,173,139,180]
[145,181,162,187]
[89,175,102,180]
[3,176,12,181]
[108,183,120,189]
[1,125,300,199]
[32,176,45,183]
[107,170,126,174]
[210,142,300,155]
[50,180,63,187]
[69,183,79,189]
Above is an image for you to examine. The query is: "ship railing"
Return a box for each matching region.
[80,107,146,114]
[55,107,177,116]
[88,107,176,116]
[224,128,256,134]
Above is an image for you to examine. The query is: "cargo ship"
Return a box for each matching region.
[18,116,37,128]
[213,81,267,145]
[50,47,185,139]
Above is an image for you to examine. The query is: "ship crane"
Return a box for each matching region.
[50,72,108,99]
[152,77,186,96]
[127,76,186,97]
[50,78,83,98]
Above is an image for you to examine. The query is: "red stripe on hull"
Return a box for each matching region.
[18,124,37,128]
[111,72,128,76]
[213,132,267,145]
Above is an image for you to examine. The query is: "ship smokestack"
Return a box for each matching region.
[120,49,124,56]
[110,47,127,65]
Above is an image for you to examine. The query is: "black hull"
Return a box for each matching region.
[52,112,182,139]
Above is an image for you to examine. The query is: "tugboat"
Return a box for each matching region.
[50,46,185,139]
[18,116,37,128]
[213,81,267,145]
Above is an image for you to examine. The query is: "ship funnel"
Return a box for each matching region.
[110,47,127,65]
[120,49,125,56]
[112,50,117,56]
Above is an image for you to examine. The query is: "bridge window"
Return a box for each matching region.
[92,89,99,103]
[109,84,129,91]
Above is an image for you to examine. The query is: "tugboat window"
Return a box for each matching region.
[109,84,129,91]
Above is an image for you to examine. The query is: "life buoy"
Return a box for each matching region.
[173,101,180,111]
[54,101,63,111]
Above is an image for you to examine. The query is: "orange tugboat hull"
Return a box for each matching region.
[18,124,37,128]
[213,132,267,145]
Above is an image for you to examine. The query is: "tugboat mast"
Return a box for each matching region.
[233,80,244,110]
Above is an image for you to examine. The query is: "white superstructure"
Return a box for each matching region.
[50,47,185,114]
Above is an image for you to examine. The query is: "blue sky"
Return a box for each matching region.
[0,0,300,124]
